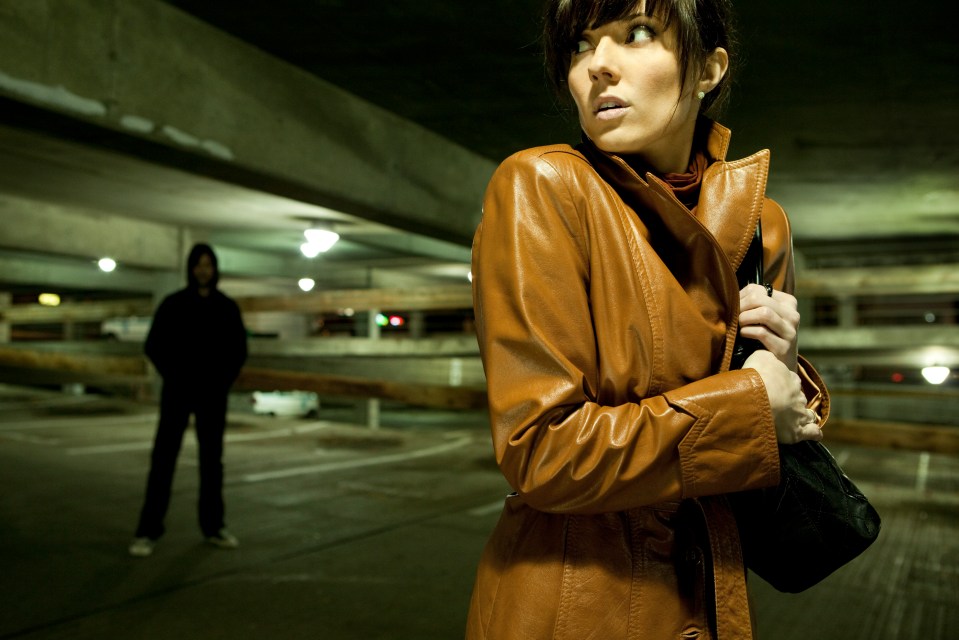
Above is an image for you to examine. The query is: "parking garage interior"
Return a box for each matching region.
[0,1,957,638]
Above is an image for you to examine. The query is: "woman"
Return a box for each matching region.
[467,0,828,638]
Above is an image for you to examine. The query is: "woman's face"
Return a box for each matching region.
[567,2,700,173]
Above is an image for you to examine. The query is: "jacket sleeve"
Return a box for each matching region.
[473,151,780,515]
[225,298,248,385]
[761,199,831,423]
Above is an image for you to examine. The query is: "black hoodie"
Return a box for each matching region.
[145,244,247,391]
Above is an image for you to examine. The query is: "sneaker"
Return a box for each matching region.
[206,529,239,550]
[128,537,156,557]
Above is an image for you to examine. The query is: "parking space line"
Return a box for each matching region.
[916,452,930,492]
[222,421,335,442]
[0,413,156,431]
[833,449,850,466]
[67,441,155,455]
[468,500,506,517]
[65,421,336,455]
[241,435,473,483]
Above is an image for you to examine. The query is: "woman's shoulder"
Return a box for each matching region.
[489,144,601,190]
[498,144,591,171]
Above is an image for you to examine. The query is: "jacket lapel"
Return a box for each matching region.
[577,120,771,275]
[697,149,770,272]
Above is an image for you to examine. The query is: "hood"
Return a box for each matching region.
[186,243,219,290]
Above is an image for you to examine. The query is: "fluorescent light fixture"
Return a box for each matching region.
[98,257,117,272]
[300,242,321,258]
[298,278,316,292]
[38,293,61,307]
[921,366,950,385]
[303,228,339,253]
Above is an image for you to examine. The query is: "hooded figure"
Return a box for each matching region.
[129,243,248,557]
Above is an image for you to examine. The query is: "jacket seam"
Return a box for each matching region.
[536,152,591,265]
[674,397,712,499]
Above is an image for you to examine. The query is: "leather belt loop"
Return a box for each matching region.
[695,496,753,640]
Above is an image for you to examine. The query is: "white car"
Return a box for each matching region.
[251,391,319,417]
[101,316,152,342]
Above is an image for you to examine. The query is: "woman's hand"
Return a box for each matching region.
[739,283,799,371]
[743,350,822,444]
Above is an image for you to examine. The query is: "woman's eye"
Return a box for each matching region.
[573,39,591,54]
[626,25,654,44]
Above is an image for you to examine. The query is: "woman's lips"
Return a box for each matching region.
[596,105,628,121]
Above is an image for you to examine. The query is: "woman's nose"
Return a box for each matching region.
[588,38,620,83]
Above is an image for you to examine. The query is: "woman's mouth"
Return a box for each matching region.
[596,102,628,121]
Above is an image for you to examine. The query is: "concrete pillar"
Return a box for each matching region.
[0,292,10,343]
[449,357,463,387]
[793,249,816,326]
[409,310,425,339]
[353,308,381,429]
[837,295,857,328]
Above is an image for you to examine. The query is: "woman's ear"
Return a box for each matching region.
[698,47,729,95]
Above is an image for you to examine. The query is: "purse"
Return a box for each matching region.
[727,222,881,593]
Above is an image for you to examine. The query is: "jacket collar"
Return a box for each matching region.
[576,118,769,272]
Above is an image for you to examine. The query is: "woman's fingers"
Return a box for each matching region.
[743,351,821,444]
[739,284,800,367]
[740,283,797,311]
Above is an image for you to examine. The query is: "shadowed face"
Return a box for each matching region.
[192,253,215,291]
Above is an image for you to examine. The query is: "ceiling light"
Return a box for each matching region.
[300,242,321,258]
[921,366,950,385]
[298,278,315,292]
[98,257,117,272]
[303,228,339,253]
[38,293,61,307]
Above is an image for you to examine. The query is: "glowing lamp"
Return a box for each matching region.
[921,366,950,385]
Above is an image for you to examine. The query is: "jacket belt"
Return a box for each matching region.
[696,496,753,640]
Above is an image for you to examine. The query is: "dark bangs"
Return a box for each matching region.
[545,0,677,92]
[543,0,733,116]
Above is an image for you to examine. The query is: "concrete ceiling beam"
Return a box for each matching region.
[797,264,959,297]
[249,336,479,358]
[0,193,180,269]
[0,250,161,294]
[0,0,492,245]
[235,285,473,314]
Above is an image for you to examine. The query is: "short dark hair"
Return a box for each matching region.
[543,0,736,117]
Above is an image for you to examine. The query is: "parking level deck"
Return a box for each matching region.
[0,385,956,639]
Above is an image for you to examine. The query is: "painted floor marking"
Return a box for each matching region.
[916,451,931,492]
[241,435,472,483]
[65,421,335,455]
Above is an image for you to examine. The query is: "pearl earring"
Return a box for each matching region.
[697,91,706,100]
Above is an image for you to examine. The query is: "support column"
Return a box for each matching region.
[353,308,381,430]
[794,249,815,326]
[837,295,858,328]
[0,293,10,343]
[408,310,425,339]
[61,313,85,395]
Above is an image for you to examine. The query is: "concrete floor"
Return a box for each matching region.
[0,384,956,639]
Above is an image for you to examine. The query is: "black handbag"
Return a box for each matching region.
[727,223,881,593]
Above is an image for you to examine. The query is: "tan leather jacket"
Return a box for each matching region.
[467,121,829,639]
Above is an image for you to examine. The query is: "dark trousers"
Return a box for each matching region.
[135,384,229,539]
